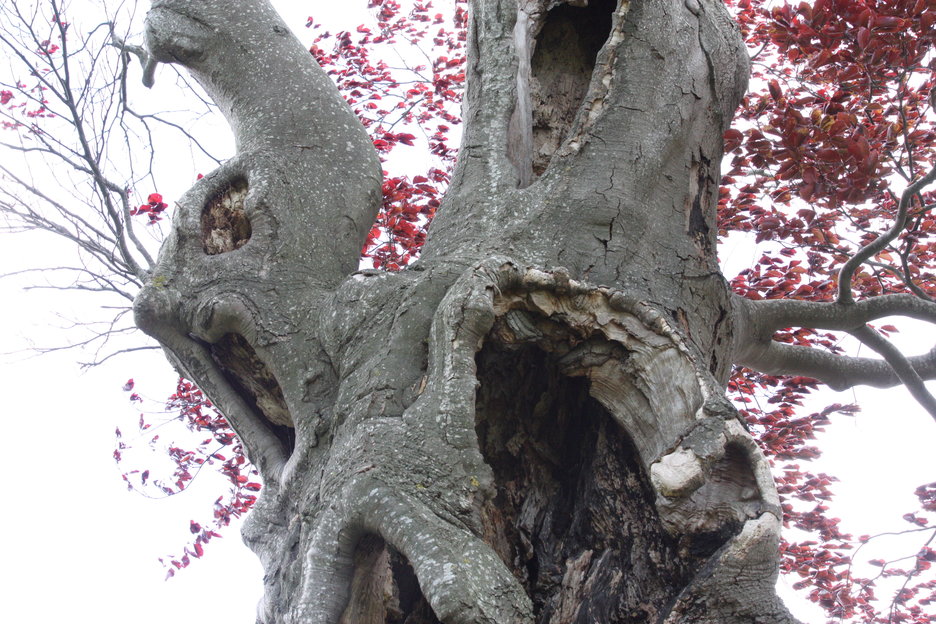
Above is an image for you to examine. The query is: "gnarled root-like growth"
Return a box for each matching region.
[236,260,796,624]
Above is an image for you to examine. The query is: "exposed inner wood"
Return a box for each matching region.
[476,342,689,622]
[674,442,759,539]
[209,333,295,455]
[530,0,615,176]
[685,154,714,257]
[339,535,440,624]
[474,320,722,624]
[202,177,251,254]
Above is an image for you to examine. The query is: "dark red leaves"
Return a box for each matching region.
[309,1,467,270]
[768,79,783,101]
[114,377,260,576]
[130,192,170,223]
[721,0,936,309]
[724,128,744,152]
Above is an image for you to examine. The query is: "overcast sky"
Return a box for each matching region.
[0,2,933,623]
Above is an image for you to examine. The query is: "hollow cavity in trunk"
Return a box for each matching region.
[474,333,718,623]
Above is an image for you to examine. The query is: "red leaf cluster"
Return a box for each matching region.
[307,0,467,269]
[115,378,259,577]
[130,192,169,223]
[723,0,936,304]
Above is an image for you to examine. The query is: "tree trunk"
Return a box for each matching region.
[135,0,800,622]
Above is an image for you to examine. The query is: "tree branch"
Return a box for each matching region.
[736,293,936,338]
[732,294,936,420]
[110,29,157,88]
[735,339,936,393]
[848,325,936,420]
[838,165,936,304]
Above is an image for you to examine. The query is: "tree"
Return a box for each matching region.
[3,0,935,622]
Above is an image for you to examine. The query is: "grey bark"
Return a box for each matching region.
[134,0,803,622]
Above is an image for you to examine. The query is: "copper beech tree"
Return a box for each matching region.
[2,0,936,622]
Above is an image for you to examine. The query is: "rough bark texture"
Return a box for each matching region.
[134,0,800,622]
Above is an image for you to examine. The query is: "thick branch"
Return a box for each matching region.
[849,325,936,420]
[733,294,936,418]
[142,0,381,285]
[735,339,936,395]
[736,293,936,338]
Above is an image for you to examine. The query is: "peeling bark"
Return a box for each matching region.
[133,0,804,622]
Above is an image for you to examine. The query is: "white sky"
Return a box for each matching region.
[0,1,933,623]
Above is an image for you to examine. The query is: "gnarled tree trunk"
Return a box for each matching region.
[135,0,800,622]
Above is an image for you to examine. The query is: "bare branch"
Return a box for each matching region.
[736,293,936,337]
[838,165,936,304]
[79,344,162,368]
[0,3,155,283]
[735,339,936,394]
[849,325,936,420]
[109,29,156,88]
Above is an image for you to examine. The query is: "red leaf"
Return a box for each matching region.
[768,80,783,101]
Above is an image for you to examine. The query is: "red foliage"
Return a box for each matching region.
[115,378,258,578]
[130,193,170,223]
[723,0,936,619]
[306,0,466,270]
[723,0,935,304]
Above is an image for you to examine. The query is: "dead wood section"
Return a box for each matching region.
[473,309,725,624]
[201,177,252,255]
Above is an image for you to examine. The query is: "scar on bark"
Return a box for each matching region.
[527,0,616,178]
[678,443,758,552]
[201,177,251,254]
[686,155,713,257]
[209,333,295,455]
[339,535,441,624]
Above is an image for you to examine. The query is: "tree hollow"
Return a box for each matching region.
[474,330,716,623]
